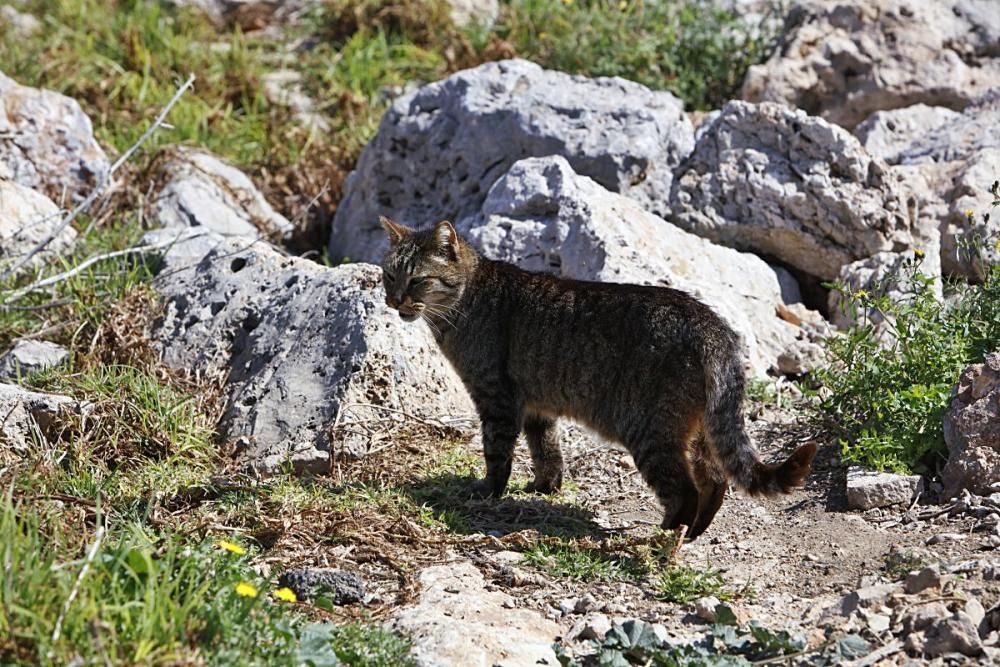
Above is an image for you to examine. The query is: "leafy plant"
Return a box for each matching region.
[654,565,730,604]
[818,196,1000,473]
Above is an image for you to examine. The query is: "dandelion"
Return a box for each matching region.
[272,587,297,603]
[619,0,628,9]
[913,248,925,259]
[216,540,247,556]
[966,208,975,220]
[853,289,868,299]
[235,581,258,598]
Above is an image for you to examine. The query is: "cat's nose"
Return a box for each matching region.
[386,295,400,308]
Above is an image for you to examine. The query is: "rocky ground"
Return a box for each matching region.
[2,0,1000,665]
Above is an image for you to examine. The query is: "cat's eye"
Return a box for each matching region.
[410,277,428,287]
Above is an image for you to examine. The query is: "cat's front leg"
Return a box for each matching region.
[468,409,520,499]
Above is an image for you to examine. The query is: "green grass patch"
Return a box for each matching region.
[0,496,413,665]
[523,541,644,581]
[653,564,731,604]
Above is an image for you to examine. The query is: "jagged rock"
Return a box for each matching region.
[459,156,827,377]
[0,382,86,455]
[0,70,110,201]
[846,466,921,510]
[924,612,984,658]
[902,601,951,635]
[855,93,1000,279]
[0,180,76,274]
[154,148,294,243]
[694,596,723,622]
[828,237,942,331]
[839,583,898,616]
[669,101,914,281]
[855,105,963,164]
[147,235,472,473]
[569,613,612,641]
[330,59,694,264]
[742,0,1000,129]
[0,340,69,379]
[390,560,560,667]
[942,353,1000,498]
[276,568,364,604]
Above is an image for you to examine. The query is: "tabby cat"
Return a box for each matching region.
[378,216,816,538]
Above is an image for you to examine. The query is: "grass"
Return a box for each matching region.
[653,564,731,604]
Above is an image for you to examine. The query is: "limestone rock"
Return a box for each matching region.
[924,612,984,658]
[942,353,1000,498]
[855,92,1000,279]
[0,382,85,456]
[330,59,694,264]
[447,0,499,28]
[855,105,963,164]
[260,70,329,131]
[0,70,110,201]
[846,466,921,510]
[154,148,293,242]
[460,156,827,377]
[741,0,1000,129]
[0,180,76,274]
[0,340,69,379]
[0,5,40,37]
[904,565,943,595]
[147,235,473,473]
[669,101,914,281]
[390,560,560,667]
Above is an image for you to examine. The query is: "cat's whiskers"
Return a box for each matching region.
[424,304,460,330]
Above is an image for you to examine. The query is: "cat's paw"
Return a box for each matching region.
[467,479,499,499]
[525,476,562,495]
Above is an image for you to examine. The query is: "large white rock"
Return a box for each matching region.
[742,0,1000,129]
[669,101,915,281]
[390,560,560,667]
[0,70,110,201]
[148,234,473,473]
[154,148,294,242]
[855,93,1000,278]
[0,179,76,274]
[846,466,922,510]
[460,156,828,377]
[330,59,694,264]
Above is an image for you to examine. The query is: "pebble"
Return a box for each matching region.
[694,596,721,622]
[966,598,986,627]
[559,598,579,615]
[904,565,942,594]
[926,533,967,545]
[569,613,612,641]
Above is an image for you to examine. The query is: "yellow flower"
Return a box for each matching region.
[235,582,258,598]
[853,289,868,299]
[619,0,628,9]
[995,238,1000,251]
[539,31,548,40]
[216,540,247,556]
[913,248,925,258]
[272,587,297,603]
[562,0,573,5]
[966,208,975,219]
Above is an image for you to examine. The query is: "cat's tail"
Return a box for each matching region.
[702,336,817,496]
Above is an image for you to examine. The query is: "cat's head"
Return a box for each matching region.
[378,216,473,324]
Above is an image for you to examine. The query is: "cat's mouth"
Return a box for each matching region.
[398,311,420,322]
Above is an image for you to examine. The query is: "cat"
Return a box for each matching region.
[377,216,817,538]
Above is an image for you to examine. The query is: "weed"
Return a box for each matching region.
[524,541,644,581]
[653,564,730,604]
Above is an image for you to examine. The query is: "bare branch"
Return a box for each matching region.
[0,74,196,280]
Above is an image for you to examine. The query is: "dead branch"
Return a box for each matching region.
[0,74,196,280]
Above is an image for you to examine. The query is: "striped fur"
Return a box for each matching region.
[379,218,817,538]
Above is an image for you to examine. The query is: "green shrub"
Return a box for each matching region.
[818,190,1000,473]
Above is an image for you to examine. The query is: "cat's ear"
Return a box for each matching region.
[379,216,411,245]
[434,220,459,260]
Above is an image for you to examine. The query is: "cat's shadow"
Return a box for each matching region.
[399,472,607,539]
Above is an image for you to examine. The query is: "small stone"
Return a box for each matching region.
[0,340,69,379]
[574,594,597,615]
[694,596,722,622]
[501,598,515,609]
[570,613,612,641]
[905,565,943,594]
[925,612,984,658]
[840,584,898,616]
[966,598,986,628]
[493,550,524,565]
[926,533,968,545]
[276,568,365,605]
[867,613,891,634]
[559,598,579,615]
[846,467,922,510]
[902,602,953,635]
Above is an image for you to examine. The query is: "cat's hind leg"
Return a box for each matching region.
[523,413,563,494]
